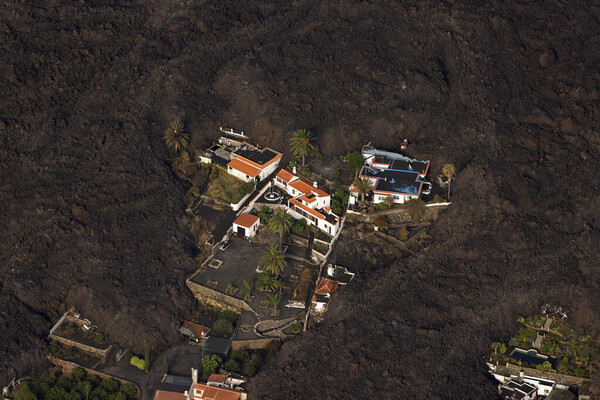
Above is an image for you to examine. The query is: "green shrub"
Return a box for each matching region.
[202,355,222,376]
[224,360,239,373]
[258,206,272,223]
[96,333,105,342]
[345,151,364,173]
[63,347,78,357]
[242,365,256,376]
[535,360,555,372]
[69,368,86,382]
[299,166,311,177]
[232,349,249,362]
[499,342,507,355]
[188,186,200,197]
[210,166,219,179]
[219,310,239,324]
[290,322,303,333]
[119,384,137,398]
[406,199,426,223]
[334,169,341,179]
[64,324,77,335]
[293,218,307,233]
[249,354,262,368]
[419,231,432,240]
[130,356,145,371]
[398,227,409,240]
[15,383,36,400]
[50,340,61,355]
[374,202,387,212]
[574,368,588,378]
[144,343,150,372]
[288,161,297,169]
[100,379,119,394]
[212,318,234,336]
[557,357,570,373]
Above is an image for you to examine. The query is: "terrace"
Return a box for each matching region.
[189,232,315,330]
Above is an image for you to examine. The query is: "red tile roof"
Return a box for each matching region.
[192,383,242,400]
[299,194,317,204]
[314,278,339,295]
[276,169,295,183]
[289,179,329,198]
[289,198,325,220]
[182,321,210,339]
[207,374,227,384]
[233,213,260,229]
[227,158,261,178]
[154,391,187,400]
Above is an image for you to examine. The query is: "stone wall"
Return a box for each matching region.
[47,356,140,391]
[49,335,111,358]
[231,338,278,351]
[495,363,590,387]
[186,279,253,313]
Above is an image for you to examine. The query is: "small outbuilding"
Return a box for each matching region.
[202,336,232,360]
[232,213,260,238]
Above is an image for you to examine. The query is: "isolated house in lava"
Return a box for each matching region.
[199,129,282,183]
[273,168,340,235]
[350,145,431,205]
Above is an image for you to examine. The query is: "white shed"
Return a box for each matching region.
[232,213,260,238]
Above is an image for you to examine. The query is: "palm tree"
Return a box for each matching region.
[268,208,293,247]
[266,292,282,315]
[442,163,456,200]
[353,177,373,205]
[255,272,278,292]
[239,280,253,301]
[260,244,287,275]
[163,120,189,152]
[290,129,315,167]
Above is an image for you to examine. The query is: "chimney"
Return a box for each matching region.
[192,368,198,385]
[519,370,525,378]
[292,166,297,174]
[327,265,335,277]
[313,181,318,188]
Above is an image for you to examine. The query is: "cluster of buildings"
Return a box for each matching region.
[154,369,246,400]
[350,144,431,205]
[311,265,355,315]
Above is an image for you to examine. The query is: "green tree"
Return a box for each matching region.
[442,163,456,200]
[201,355,222,377]
[268,208,293,247]
[240,280,253,301]
[212,319,234,337]
[162,358,168,376]
[232,349,249,362]
[266,292,283,315]
[499,342,507,355]
[346,151,364,176]
[224,360,240,373]
[290,129,315,167]
[255,272,284,292]
[558,356,570,374]
[260,244,287,275]
[383,196,395,209]
[292,218,307,233]
[258,206,272,223]
[163,120,189,152]
[15,383,36,400]
[70,368,86,382]
[100,379,119,394]
[144,342,150,372]
[406,198,426,223]
[219,310,238,324]
[130,356,145,370]
[352,177,373,205]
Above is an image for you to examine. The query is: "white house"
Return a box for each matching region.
[232,213,260,238]
[274,168,340,235]
[226,142,282,183]
[498,379,537,400]
[350,145,431,205]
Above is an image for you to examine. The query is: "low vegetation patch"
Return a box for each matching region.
[489,313,600,378]
[205,167,255,204]
[15,368,137,400]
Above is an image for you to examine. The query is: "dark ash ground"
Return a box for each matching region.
[1,0,599,398]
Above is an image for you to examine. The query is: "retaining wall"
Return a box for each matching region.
[47,356,140,392]
[495,363,590,387]
[231,338,278,351]
[49,335,111,358]
[186,279,253,314]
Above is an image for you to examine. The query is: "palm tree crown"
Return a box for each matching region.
[290,129,315,167]
[268,208,294,246]
[260,244,287,275]
[266,292,283,314]
[240,280,253,301]
[163,120,189,152]
[353,177,373,204]
[442,163,456,199]
[255,271,284,292]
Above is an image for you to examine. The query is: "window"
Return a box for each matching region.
[195,389,204,396]
[393,195,399,199]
